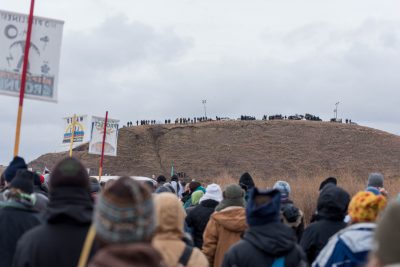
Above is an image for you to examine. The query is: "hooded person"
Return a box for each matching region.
[221,188,307,267]
[13,157,94,267]
[88,177,163,267]
[183,181,206,209]
[0,157,48,213]
[238,172,255,201]
[153,193,209,267]
[186,184,222,249]
[273,180,304,241]
[300,184,350,263]
[367,197,400,267]
[313,191,387,267]
[202,184,247,267]
[0,170,41,267]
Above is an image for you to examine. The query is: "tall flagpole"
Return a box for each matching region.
[69,114,77,157]
[98,111,108,179]
[13,0,36,157]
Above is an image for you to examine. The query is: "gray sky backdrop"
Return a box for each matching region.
[1,0,400,165]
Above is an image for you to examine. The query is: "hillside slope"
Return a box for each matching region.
[29,120,400,181]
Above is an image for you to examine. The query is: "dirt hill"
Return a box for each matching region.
[29,120,400,181]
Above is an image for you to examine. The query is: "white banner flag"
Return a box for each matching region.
[0,10,64,102]
[89,116,119,157]
[61,115,89,150]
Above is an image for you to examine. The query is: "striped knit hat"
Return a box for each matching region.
[94,177,155,244]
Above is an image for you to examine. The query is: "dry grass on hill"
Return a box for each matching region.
[212,172,400,225]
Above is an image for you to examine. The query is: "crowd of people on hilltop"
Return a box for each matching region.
[0,155,398,267]
[124,113,356,128]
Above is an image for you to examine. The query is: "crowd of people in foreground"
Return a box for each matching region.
[0,156,398,267]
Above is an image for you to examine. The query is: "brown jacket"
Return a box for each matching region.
[202,206,247,267]
[152,193,209,267]
[88,243,163,267]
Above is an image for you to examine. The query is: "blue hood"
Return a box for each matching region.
[246,188,281,226]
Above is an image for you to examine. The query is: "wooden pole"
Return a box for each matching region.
[69,114,77,157]
[98,111,108,179]
[13,0,36,157]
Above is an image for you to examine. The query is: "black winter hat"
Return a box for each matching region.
[10,170,34,194]
[319,177,337,191]
[3,156,27,182]
[50,157,89,190]
[239,172,255,190]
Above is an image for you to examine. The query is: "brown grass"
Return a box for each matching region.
[206,172,400,225]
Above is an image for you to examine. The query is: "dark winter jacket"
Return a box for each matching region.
[0,201,41,267]
[222,222,307,267]
[222,188,307,267]
[12,187,94,267]
[300,185,350,263]
[185,199,219,248]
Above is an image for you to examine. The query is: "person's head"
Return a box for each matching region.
[5,170,35,206]
[246,188,281,227]
[156,175,166,186]
[273,181,291,201]
[200,183,223,203]
[319,177,337,191]
[348,191,387,224]
[144,180,155,193]
[93,177,155,246]
[188,181,201,193]
[368,198,400,267]
[154,193,185,237]
[367,173,384,189]
[49,157,89,191]
[239,172,255,191]
[3,156,27,185]
[215,184,246,211]
[317,185,350,221]
[170,175,178,182]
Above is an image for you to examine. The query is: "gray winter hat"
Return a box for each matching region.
[215,184,246,212]
[367,173,384,188]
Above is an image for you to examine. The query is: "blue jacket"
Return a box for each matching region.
[312,223,376,267]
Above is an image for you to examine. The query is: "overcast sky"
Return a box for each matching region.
[1,0,400,165]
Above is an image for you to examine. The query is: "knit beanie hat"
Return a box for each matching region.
[246,188,281,226]
[190,190,204,206]
[200,183,223,203]
[94,177,155,244]
[50,157,89,190]
[373,198,400,265]
[319,177,337,191]
[348,191,387,223]
[273,181,291,199]
[10,170,34,194]
[3,156,27,182]
[367,173,384,188]
[215,184,246,212]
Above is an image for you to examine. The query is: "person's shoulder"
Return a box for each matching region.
[189,247,209,267]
